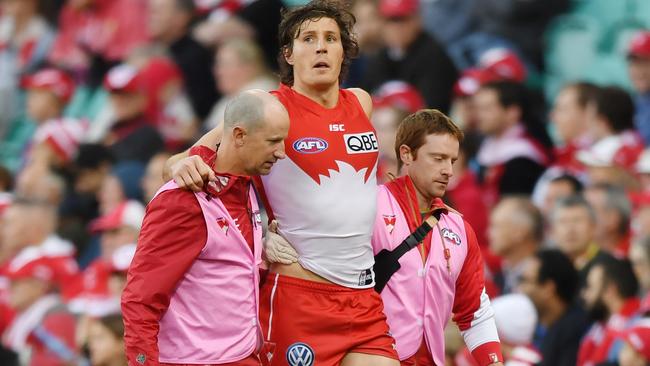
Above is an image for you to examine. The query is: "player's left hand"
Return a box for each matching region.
[264,221,298,264]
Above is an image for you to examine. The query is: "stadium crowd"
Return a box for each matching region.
[0,0,650,365]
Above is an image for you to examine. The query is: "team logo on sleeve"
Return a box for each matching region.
[286,342,315,366]
[293,137,328,154]
[383,215,396,234]
[344,132,379,154]
[216,217,229,235]
[441,228,461,245]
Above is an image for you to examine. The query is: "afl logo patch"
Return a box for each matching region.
[286,342,315,366]
[441,228,462,245]
[293,137,328,154]
[344,132,379,154]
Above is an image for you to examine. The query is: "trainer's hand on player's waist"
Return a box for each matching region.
[264,220,298,264]
[171,155,216,192]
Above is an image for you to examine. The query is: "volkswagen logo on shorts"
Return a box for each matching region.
[293,137,328,154]
[286,342,315,366]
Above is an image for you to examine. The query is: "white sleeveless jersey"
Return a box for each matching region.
[259,85,378,288]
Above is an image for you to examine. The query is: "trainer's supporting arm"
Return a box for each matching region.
[162,124,224,181]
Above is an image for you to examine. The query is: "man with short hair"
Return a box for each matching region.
[578,257,641,366]
[584,184,633,257]
[121,90,289,366]
[149,0,218,118]
[371,109,503,365]
[488,196,544,294]
[550,195,611,284]
[517,249,588,366]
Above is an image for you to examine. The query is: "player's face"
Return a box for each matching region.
[286,17,344,89]
[405,133,458,202]
[242,105,290,175]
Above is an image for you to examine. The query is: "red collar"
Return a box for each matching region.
[385,175,447,231]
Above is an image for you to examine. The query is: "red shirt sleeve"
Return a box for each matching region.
[453,220,503,366]
[121,189,207,366]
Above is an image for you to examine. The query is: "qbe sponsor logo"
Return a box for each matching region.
[286,342,315,366]
[293,137,328,154]
[344,132,379,154]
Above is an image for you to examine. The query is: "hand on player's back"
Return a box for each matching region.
[171,155,216,192]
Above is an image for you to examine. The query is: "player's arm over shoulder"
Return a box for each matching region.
[348,88,373,119]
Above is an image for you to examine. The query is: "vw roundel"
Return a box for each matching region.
[293,137,328,154]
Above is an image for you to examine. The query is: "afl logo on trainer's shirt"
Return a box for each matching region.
[344,132,379,154]
[293,137,328,154]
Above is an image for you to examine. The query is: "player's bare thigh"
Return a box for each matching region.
[340,352,400,366]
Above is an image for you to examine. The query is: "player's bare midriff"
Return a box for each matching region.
[269,261,334,284]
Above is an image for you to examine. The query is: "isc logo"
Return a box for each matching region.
[329,124,345,132]
[293,137,328,154]
[344,132,379,154]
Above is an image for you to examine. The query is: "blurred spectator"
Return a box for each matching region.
[346,0,383,87]
[475,81,552,208]
[361,0,458,112]
[489,196,543,294]
[142,152,172,203]
[629,236,650,314]
[138,56,198,150]
[103,64,164,163]
[22,68,89,169]
[578,86,644,189]
[627,31,650,145]
[550,195,612,285]
[3,255,80,365]
[87,313,126,366]
[104,162,146,206]
[371,81,424,180]
[540,174,583,218]
[0,196,81,298]
[149,0,218,119]
[205,38,277,130]
[579,257,640,366]
[618,319,650,366]
[70,201,142,317]
[71,143,113,208]
[584,184,633,257]
[0,0,55,137]
[550,82,599,172]
[518,249,587,366]
[193,0,283,71]
[48,0,149,87]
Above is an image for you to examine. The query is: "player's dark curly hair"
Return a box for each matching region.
[277,0,359,86]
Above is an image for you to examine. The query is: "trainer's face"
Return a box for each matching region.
[403,133,458,202]
[241,103,290,175]
[286,17,344,89]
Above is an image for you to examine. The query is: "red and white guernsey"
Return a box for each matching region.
[261,84,379,288]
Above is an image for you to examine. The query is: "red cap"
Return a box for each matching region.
[379,0,418,18]
[479,48,527,83]
[33,118,89,162]
[373,81,425,113]
[103,64,143,93]
[6,256,58,283]
[89,200,145,233]
[628,31,650,59]
[623,320,650,361]
[453,68,499,97]
[22,68,75,103]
